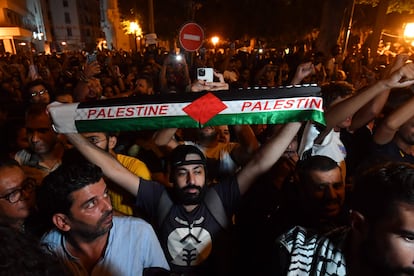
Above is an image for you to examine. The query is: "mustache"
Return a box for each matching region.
[181,185,202,192]
[98,210,113,224]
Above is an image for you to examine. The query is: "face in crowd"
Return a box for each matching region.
[217,125,231,144]
[170,146,208,206]
[28,84,50,104]
[197,126,218,143]
[38,163,113,240]
[81,132,119,157]
[0,163,35,229]
[349,162,414,275]
[303,165,345,220]
[26,112,59,156]
[297,156,345,221]
[63,179,113,240]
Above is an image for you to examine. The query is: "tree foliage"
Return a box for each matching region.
[357,0,414,14]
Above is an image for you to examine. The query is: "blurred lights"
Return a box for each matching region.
[404,22,414,42]
[211,36,219,46]
[122,20,142,37]
[33,32,44,40]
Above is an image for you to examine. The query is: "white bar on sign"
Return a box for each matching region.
[183,34,200,41]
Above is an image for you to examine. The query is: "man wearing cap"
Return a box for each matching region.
[47,105,301,275]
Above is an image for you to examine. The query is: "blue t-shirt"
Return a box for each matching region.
[41,216,169,275]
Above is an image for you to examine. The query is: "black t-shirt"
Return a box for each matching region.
[136,177,241,275]
[369,140,414,164]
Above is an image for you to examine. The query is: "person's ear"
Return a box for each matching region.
[108,135,117,150]
[52,213,71,232]
[349,210,368,237]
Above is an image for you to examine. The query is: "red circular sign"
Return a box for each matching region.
[179,22,204,52]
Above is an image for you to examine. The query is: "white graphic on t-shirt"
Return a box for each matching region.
[168,216,212,266]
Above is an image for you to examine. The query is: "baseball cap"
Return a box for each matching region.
[170,145,206,168]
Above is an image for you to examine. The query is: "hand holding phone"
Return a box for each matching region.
[197,68,214,82]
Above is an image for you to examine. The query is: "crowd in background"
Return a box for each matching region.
[1,37,414,275]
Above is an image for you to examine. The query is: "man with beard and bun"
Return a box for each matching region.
[272,161,414,276]
[37,161,169,275]
[47,102,301,275]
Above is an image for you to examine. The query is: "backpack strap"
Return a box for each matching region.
[156,188,230,230]
[157,189,173,227]
[204,188,230,229]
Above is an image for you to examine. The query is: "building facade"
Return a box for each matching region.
[48,0,102,52]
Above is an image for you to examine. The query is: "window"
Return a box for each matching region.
[64,12,71,24]
[67,27,72,37]
[63,0,68,7]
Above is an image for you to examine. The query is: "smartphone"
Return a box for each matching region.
[197,68,214,82]
[86,52,97,64]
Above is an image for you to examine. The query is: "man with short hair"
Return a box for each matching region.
[0,158,35,231]
[134,74,154,95]
[272,161,414,275]
[25,79,51,104]
[270,155,348,238]
[38,162,169,275]
[82,131,151,216]
[15,104,65,182]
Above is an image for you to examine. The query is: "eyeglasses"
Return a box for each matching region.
[30,89,48,97]
[0,178,36,204]
[86,136,107,145]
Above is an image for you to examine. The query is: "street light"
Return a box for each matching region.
[211,36,219,46]
[123,20,143,52]
[404,22,414,46]
[211,36,219,53]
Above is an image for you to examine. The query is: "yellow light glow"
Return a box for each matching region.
[122,20,142,37]
[404,22,414,41]
[211,36,219,46]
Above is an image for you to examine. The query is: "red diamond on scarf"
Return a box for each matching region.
[183,92,228,124]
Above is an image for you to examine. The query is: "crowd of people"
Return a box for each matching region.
[1,39,414,275]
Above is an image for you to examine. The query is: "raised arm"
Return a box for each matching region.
[230,125,259,165]
[65,133,140,195]
[324,62,414,131]
[236,122,302,195]
[47,102,141,196]
[350,54,410,130]
[153,128,180,149]
[373,94,414,145]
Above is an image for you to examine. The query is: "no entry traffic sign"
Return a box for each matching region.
[179,22,204,52]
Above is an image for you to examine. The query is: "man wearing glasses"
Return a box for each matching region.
[0,158,35,232]
[25,79,51,104]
